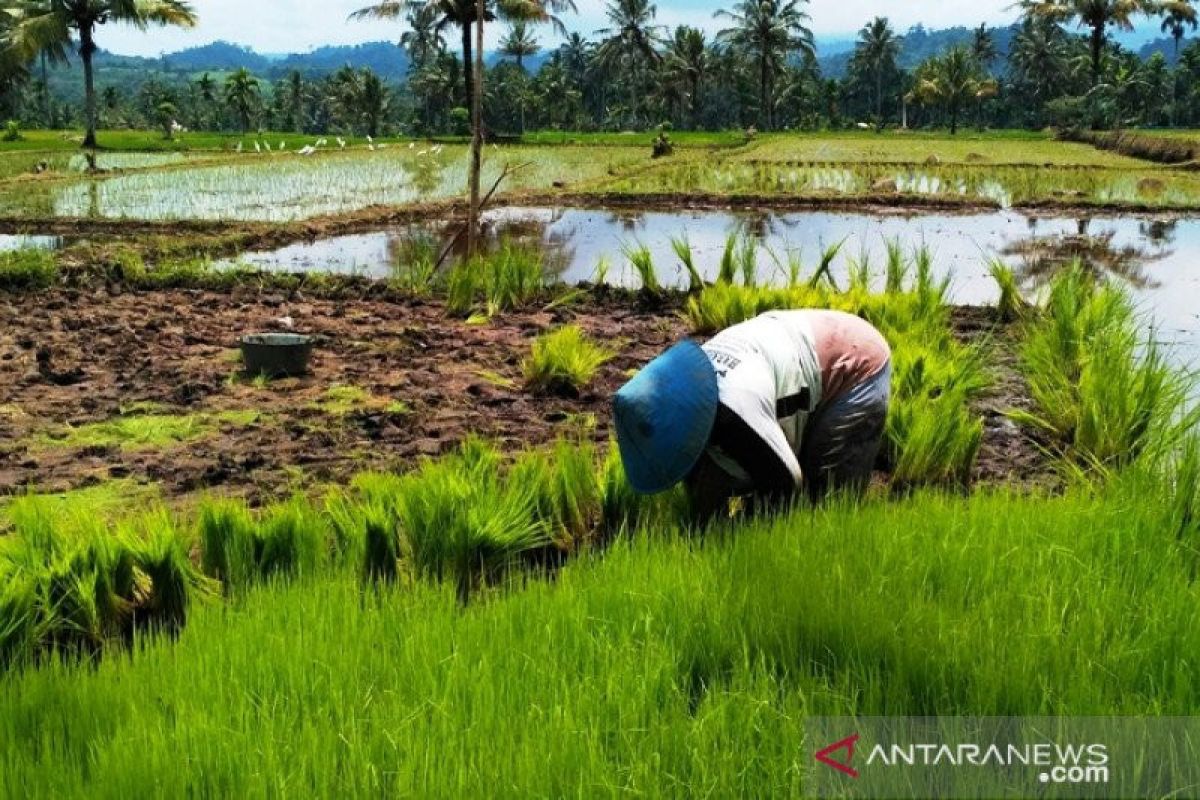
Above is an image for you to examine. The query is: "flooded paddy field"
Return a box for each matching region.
[224,205,1200,365]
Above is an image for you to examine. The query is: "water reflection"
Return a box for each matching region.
[1002,230,1166,290]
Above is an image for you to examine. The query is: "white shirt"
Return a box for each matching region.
[701,311,824,489]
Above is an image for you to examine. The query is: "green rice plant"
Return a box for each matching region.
[599,439,689,535]
[256,500,327,581]
[988,260,1024,322]
[322,490,367,565]
[737,235,758,287]
[848,249,873,293]
[126,517,207,633]
[593,255,611,286]
[443,242,545,316]
[884,238,908,293]
[808,238,846,289]
[511,438,602,552]
[389,442,549,602]
[390,236,439,296]
[717,232,739,285]
[623,242,661,296]
[887,386,984,487]
[0,249,57,291]
[766,244,804,288]
[670,235,704,293]
[1012,264,1190,472]
[523,325,615,397]
[361,505,400,586]
[197,500,257,592]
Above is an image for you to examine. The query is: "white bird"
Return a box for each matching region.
[856,122,871,130]
[236,141,243,153]
[254,141,261,153]
[432,144,444,155]
[408,142,415,149]
[316,138,328,147]
[337,137,346,149]
[366,134,373,144]
[368,143,375,151]
[298,145,316,156]
[264,141,272,152]
[279,141,286,150]
[417,149,428,157]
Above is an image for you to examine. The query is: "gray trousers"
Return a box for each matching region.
[799,363,891,502]
[687,363,891,518]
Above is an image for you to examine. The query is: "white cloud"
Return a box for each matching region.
[90,0,1101,57]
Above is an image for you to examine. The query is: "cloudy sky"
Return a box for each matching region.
[100,0,1081,57]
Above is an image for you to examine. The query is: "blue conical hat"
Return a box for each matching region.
[613,340,719,494]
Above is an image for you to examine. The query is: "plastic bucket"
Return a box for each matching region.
[239,333,314,378]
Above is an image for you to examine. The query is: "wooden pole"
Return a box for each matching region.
[467,0,486,257]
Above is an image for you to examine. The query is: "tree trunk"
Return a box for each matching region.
[467,0,485,257]
[1090,24,1105,85]
[875,66,883,128]
[691,76,701,130]
[950,105,959,135]
[80,24,98,149]
[760,56,770,129]
[461,22,474,110]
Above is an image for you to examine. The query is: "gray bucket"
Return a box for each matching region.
[240,333,313,378]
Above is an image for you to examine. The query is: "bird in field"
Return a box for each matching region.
[337,137,346,149]
[408,142,415,149]
[298,145,316,156]
[264,141,272,152]
[368,143,376,151]
[279,141,286,151]
[367,135,373,144]
[236,141,243,153]
[254,141,261,153]
[856,122,871,130]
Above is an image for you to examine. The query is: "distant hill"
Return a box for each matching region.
[818,24,1019,78]
[1139,35,1200,64]
[160,41,273,72]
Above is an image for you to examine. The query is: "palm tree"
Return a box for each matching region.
[1161,0,1198,57]
[971,23,998,70]
[716,0,814,130]
[1011,14,1071,104]
[595,0,664,126]
[400,1,445,70]
[664,26,709,129]
[351,0,574,110]
[223,67,259,134]
[2,0,197,148]
[911,46,998,134]
[500,19,539,69]
[1020,0,1159,84]
[854,16,899,127]
[193,71,217,129]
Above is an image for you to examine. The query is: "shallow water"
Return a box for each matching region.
[229,206,1200,366]
[0,234,64,252]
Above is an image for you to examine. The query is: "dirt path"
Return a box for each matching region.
[0,287,1050,504]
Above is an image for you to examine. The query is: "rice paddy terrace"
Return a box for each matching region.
[2,128,1200,796]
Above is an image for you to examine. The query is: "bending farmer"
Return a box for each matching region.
[613,310,891,518]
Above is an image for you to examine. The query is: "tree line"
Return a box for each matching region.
[2,0,1200,145]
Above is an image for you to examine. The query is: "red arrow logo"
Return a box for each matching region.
[815,733,861,779]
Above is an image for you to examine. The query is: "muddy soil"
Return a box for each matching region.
[0,286,1052,505]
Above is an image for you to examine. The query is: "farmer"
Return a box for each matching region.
[613,310,891,519]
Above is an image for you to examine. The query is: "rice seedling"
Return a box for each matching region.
[523,325,615,397]
[361,505,401,586]
[390,235,439,296]
[717,232,739,285]
[1012,265,1193,472]
[809,238,846,289]
[766,243,804,288]
[670,235,704,292]
[737,235,758,287]
[0,249,58,291]
[988,259,1024,322]
[623,241,661,296]
[38,410,259,452]
[511,438,603,552]
[197,500,257,592]
[593,255,611,286]
[884,238,908,293]
[443,242,546,317]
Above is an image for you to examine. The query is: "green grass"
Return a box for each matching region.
[37,409,261,452]
[523,325,615,397]
[0,249,58,291]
